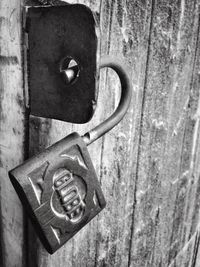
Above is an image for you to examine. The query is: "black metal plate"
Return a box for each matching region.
[27,5,98,123]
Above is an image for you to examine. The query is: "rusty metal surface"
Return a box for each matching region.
[27,5,98,123]
[9,133,106,254]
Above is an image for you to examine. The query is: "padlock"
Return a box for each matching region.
[9,56,132,254]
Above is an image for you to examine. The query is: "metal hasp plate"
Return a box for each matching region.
[9,133,106,254]
[27,4,98,123]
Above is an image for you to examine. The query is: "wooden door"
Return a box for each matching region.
[0,0,200,266]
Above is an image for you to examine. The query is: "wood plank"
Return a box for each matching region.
[0,0,26,266]
[94,1,153,266]
[128,0,200,266]
[26,0,200,266]
[27,0,153,266]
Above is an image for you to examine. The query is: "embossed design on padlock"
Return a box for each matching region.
[9,56,132,254]
[10,133,106,253]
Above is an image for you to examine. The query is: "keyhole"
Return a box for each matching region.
[60,57,80,85]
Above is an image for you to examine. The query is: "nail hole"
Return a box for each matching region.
[60,57,80,85]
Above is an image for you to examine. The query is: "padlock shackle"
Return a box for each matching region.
[83,55,132,146]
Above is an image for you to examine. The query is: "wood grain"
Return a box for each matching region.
[0,0,27,266]
[0,0,200,266]
[28,0,200,266]
[128,1,200,266]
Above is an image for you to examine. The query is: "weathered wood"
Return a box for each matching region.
[1,0,200,266]
[0,1,26,267]
[128,1,200,266]
[28,0,200,266]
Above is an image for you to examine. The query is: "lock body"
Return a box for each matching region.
[9,133,106,254]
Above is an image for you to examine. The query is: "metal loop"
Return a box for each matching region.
[82,55,132,146]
